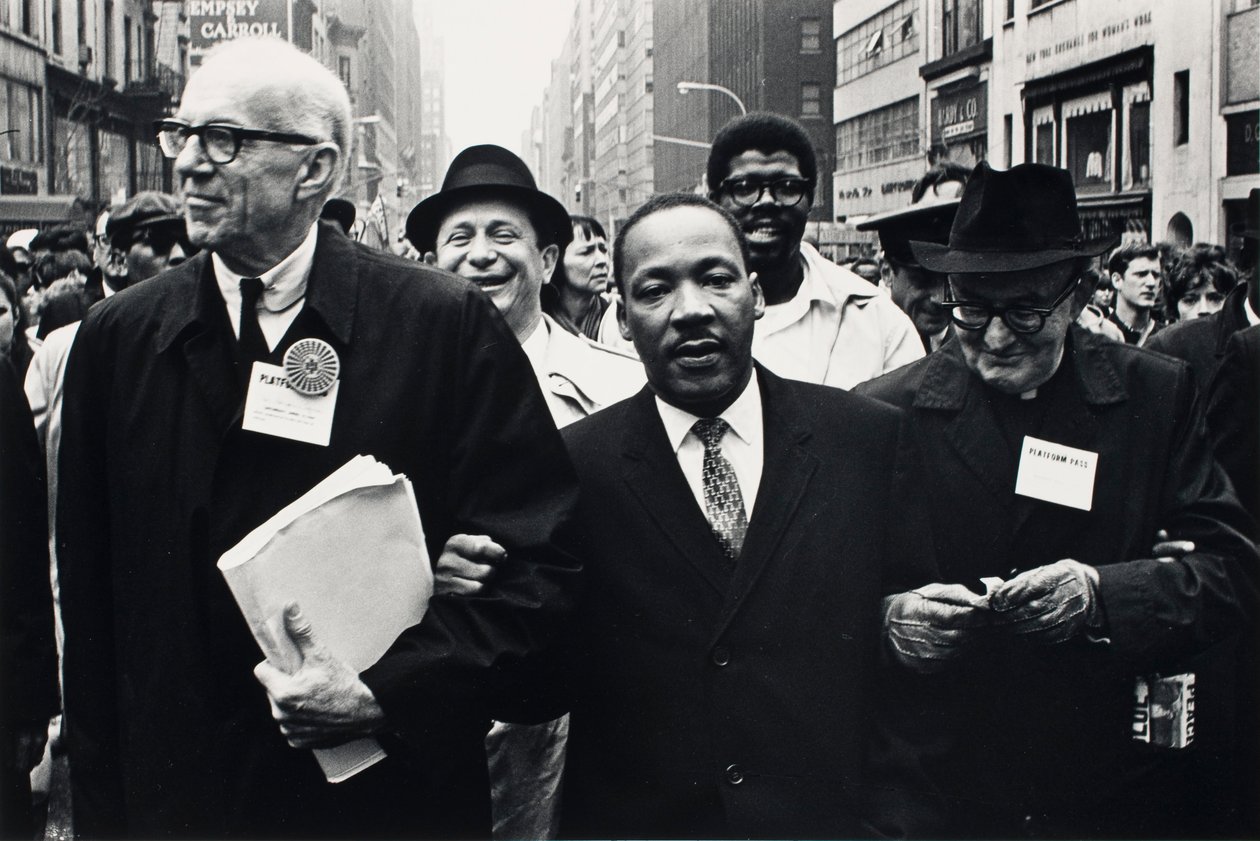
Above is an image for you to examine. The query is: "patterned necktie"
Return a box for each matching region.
[692,418,748,562]
[238,277,269,362]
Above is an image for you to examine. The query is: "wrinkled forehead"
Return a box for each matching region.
[179,64,288,128]
[438,195,537,237]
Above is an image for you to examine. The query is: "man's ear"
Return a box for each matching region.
[749,271,766,320]
[540,243,559,283]
[617,296,633,342]
[1110,272,1123,291]
[296,144,340,202]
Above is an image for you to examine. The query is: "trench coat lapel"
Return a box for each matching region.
[153,254,244,439]
[619,388,733,595]
[915,345,1018,514]
[714,368,818,639]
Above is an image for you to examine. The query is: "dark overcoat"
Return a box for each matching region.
[856,327,1258,837]
[556,368,937,839]
[56,223,579,839]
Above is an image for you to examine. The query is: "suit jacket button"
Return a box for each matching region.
[725,764,744,785]
[711,646,730,667]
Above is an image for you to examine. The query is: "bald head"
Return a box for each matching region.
[190,37,352,194]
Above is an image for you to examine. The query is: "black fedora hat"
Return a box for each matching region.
[909,162,1117,273]
[405,144,572,253]
[856,193,960,267]
[320,198,357,234]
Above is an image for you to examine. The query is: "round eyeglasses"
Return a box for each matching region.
[943,277,1079,335]
[155,119,321,165]
[720,177,811,208]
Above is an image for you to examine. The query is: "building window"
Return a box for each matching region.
[123,15,132,82]
[103,0,113,79]
[20,0,34,37]
[1034,121,1055,165]
[0,79,43,163]
[1006,0,1015,19]
[801,83,822,117]
[940,0,983,57]
[837,0,919,85]
[1173,70,1189,145]
[1064,101,1113,193]
[1003,113,1013,166]
[338,55,351,89]
[51,0,62,53]
[801,17,821,52]
[1029,0,1054,8]
[1127,100,1151,187]
[835,97,919,171]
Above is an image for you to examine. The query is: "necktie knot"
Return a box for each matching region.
[240,276,265,307]
[692,417,730,450]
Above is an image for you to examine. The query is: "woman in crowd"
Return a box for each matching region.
[1164,243,1240,322]
[0,273,35,379]
[542,214,610,340]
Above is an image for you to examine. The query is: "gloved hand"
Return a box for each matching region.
[884,582,992,674]
[988,559,1102,644]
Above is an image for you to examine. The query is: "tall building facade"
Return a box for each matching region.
[415,3,450,201]
[1,0,184,232]
[653,0,835,221]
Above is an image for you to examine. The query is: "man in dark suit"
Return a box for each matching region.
[56,36,577,838]
[554,193,936,838]
[856,162,1258,838]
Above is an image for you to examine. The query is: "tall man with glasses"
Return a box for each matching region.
[705,113,922,389]
[857,162,1258,838]
[57,37,579,839]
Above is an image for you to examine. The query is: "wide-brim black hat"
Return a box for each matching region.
[909,162,1117,274]
[405,144,572,253]
[321,198,357,234]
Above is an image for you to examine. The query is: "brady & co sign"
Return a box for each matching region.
[189,0,291,65]
[932,82,988,147]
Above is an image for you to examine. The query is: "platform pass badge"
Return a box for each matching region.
[242,339,341,446]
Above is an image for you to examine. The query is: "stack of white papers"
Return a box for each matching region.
[218,455,433,782]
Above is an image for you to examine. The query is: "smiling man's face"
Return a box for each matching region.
[434,196,557,340]
[714,150,812,276]
[618,204,764,416]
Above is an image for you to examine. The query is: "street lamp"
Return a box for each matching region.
[676,81,747,116]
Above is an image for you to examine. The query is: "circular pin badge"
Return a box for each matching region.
[283,338,340,396]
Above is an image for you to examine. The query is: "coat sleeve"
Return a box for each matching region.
[0,358,58,729]
[359,289,581,741]
[1094,361,1259,668]
[1205,326,1260,532]
[54,307,126,837]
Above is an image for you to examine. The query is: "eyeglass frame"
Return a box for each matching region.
[154,119,322,165]
[718,176,812,208]
[943,275,1080,335]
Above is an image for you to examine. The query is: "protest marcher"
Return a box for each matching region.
[857,162,968,352]
[406,143,641,840]
[0,274,35,378]
[104,190,191,285]
[1161,244,1240,323]
[703,113,922,388]
[57,37,579,839]
[1075,267,1126,341]
[542,214,612,340]
[408,144,643,430]
[554,193,936,838]
[0,358,58,840]
[86,207,128,305]
[1106,241,1164,345]
[1147,197,1258,388]
[857,162,1258,838]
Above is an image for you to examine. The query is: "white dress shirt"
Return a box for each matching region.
[213,222,319,351]
[654,370,764,520]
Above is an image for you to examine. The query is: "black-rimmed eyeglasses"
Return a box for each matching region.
[943,277,1079,335]
[719,177,811,208]
[154,119,321,165]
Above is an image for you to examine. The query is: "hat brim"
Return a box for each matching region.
[908,233,1119,273]
[855,197,961,232]
[406,184,573,253]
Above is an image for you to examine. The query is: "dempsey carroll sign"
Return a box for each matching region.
[189,0,290,64]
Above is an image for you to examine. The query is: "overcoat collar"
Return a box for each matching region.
[911,326,1126,535]
[616,365,818,620]
[155,220,359,354]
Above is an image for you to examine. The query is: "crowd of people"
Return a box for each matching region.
[1,35,1257,841]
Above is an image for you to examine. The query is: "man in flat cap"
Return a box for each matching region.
[858,162,1257,838]
[104,190,191,287]
[406,143,642,840]
[57,37,578,838]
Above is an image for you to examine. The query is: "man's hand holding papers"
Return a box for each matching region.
[255,603,387,749]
